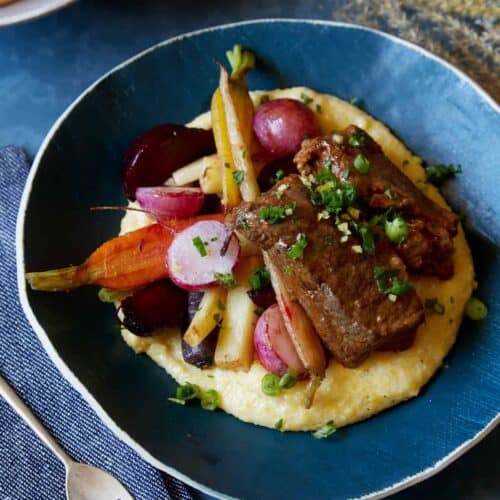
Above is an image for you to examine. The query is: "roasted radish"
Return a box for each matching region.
[167,220,239,291]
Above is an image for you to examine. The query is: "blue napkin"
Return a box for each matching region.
[0,146,194,500]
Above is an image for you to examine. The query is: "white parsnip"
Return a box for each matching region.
[171,155,218,187]
[183,287,226,347]
[214,256,262,371]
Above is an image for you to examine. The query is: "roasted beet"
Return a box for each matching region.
[182,292,218,368]
[119,279,187,336]
[122,124,216,200]
[247,286,277,310]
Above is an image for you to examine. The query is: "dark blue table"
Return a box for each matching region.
[1,1,498,498]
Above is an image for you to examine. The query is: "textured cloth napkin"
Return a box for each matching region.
[0,146,194,500]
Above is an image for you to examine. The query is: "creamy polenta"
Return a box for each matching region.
[119,87,474,431]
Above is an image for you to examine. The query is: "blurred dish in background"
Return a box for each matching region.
[0,0,75,27]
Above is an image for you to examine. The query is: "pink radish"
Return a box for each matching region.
[167,220,239,291]
[254,304,305,376]
[136,186,204,221]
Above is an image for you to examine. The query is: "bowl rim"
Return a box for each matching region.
[16,18,500,500]
[0,0,76,28]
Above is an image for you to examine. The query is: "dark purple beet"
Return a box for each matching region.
[247,286,277,310]
[122,124,215,200]
[119,280,187,336]
[181,291,218,368]
[198,193,222,215]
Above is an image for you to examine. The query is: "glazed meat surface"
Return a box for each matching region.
[231,175,424,367]
[294,126,459,279]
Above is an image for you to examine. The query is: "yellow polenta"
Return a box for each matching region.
[119,87,474,431]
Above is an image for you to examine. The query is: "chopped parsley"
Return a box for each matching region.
[312,421,337,439]
[300,93,313,105]
[260,202,296,224]
[373,266,413,297]
[213,272,238,288]
[353,154,371,174]
[425,163,462,185]
[287,233,308,260]
[232,170,244,185]
[192,236,207,257]
[348,133,367,147]
[200,389,219,411]
[248,267,271,290]
[425,298,445,315]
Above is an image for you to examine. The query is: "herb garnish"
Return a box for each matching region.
[237,215,250,230]
[261,373,281,396]
[353,154,371,174]
[200,389,219,411]
[278,371,297,389]
[260,202,296,224]
[192,236,207,257]
[272,169,285,184]
[274,418,284,431]
[384,215,409,244]
[287,233,308,260]
[213,272,238,288]
[425,298,445,315]
[232,170,244,185]
[358,224,376,255]
[312,421,337,439]
[176,383,201,401]
[425,164,462,185]
[248,267,271,290]
[300,93,313,105]
[373,266,413,297]
[348,133,367,147]
[464,297,488,321]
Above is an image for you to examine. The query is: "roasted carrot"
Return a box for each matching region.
[26,214,223,292]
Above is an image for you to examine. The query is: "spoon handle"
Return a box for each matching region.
[0,375,72,469]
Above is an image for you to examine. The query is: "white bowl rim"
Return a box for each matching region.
[16,18,500,500]
[0,0,76,27]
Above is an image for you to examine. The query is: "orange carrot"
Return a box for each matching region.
[26,214,224,292]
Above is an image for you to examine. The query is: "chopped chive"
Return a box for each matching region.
[300,93,313,105]
[348,133,367,147]
[425,298,445,315]
[279,372,297,389]
[200,389,219,411]
[175,383,201,401]
[384,215,408,244]
[261,373,281,396]
[274,418,284,431]
[213,272,238,288]
[315,103,322,113]
[425,163,462,185]
[312,421,337,439]
[464,297,488,320]
[287,233,308,260]
[353,154,371,174]
[192,236,207,257]
[248,267,271,290]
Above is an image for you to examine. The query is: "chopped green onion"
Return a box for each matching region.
[373,266,413,297]
[278,371,297,389]
[272,169,285,184]
[384,215,409,244]
[274,418,284,430]
[248,267,271,290]
[242,149,247,159]
[192,236,207,257]
[213,272,238,288]
[261,373,281,396]
[353,154,371,174]
[232,170,244,185]
[300,93,313,105]
[237,215,249,230]
[425,163,462,185]
[315,103,322,113]
[287,233,308,260]
[312,421,337,439]
[385,278,413,296]
[260,203,296,224]
[425,298,445,315]
[348,133,367,147]
[464,297,488,320]
[200,389,219,411]
[175,383,201,401]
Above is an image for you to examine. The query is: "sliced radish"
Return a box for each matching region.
[136,186,204,221]
[167,220,240,290]
[254,304,305,376]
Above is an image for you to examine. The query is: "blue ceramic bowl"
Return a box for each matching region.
[17,20,500,499]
